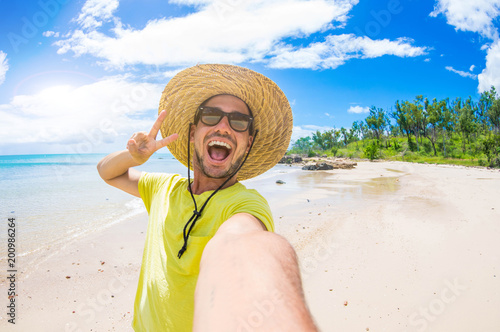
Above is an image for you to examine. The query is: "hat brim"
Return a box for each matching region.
[159,64,293,181]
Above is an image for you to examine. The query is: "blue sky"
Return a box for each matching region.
[1,0,499,155]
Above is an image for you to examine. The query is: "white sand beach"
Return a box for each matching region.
[2,161,499,331]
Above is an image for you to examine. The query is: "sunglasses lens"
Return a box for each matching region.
[229,116,249,132]
[201,108,222,125]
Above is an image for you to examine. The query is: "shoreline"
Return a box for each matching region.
[282,154,500,172]
[2,160,499,331]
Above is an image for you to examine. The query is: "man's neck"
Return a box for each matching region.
[189,173,238,195]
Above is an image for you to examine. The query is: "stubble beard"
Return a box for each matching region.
[194,147,246,179]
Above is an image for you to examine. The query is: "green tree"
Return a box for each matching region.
[482,134,500,166]
[324,129,340,149]
[359,121,370,140]
[290,136,313,154]
[350,121,361,140]
[478,86,496,133]
[340,127,350,146]
[312,130,326,150]
[350,121,363,148]
[388,124,400,137]
[488,98,500,133]
[425,98,448,156]
[441,98,456,157]
[456,97,478,152]
[365,106,388,141]
[312,129,340,151]
[408,96,426,151]
[393,100,413,148]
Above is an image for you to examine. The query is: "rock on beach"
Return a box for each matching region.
[278,155,357,170]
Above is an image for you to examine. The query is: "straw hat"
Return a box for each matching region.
[158,64,293,181]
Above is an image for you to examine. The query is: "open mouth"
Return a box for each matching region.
[207,140,232,162]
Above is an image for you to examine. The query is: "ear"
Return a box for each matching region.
[245,135,254,153]
[189,123,196,142]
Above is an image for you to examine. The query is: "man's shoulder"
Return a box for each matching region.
[225,183,269,204]
[140,172,187,189]
[222,183,274,231]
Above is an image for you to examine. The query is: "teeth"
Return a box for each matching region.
[208,140,232,149]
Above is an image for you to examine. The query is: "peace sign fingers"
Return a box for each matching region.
[149,110,168,139]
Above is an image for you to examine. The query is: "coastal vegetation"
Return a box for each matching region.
[288,87,500,168]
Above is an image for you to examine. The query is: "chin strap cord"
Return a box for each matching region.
[178,127,259,258]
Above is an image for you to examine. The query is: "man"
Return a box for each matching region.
[97,64,316,331]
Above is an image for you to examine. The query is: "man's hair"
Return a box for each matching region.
[195,94,254,135]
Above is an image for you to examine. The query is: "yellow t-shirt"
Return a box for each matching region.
[132,172,274,332]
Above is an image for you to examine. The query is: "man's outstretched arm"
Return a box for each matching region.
[194,213,317,331]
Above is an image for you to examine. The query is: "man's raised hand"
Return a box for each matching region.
[127,110,178,165]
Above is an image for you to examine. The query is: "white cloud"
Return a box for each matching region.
[268,34,427,69]
[347,105,369,114]
[142,67,186,80]
[446,65,478,79]
[76,0,119,29]
[0,76,163,147]
[55,0,360,68]
[291,124,335,143]
[430,1,500,92]
[430,0,500,39]
[478,40,500,91]
[469,64,476,71]
[0,51,8,85]
[43,31,60,38]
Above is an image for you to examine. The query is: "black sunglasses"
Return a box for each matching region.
[195,106,253,132]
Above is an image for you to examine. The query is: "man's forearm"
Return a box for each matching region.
[194,226,318,331]
[97,150,141,181]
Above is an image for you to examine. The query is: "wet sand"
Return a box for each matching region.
[1,161,499,331]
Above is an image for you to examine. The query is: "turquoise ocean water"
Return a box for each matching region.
[0,153,188,267]
[0,153,294,272]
